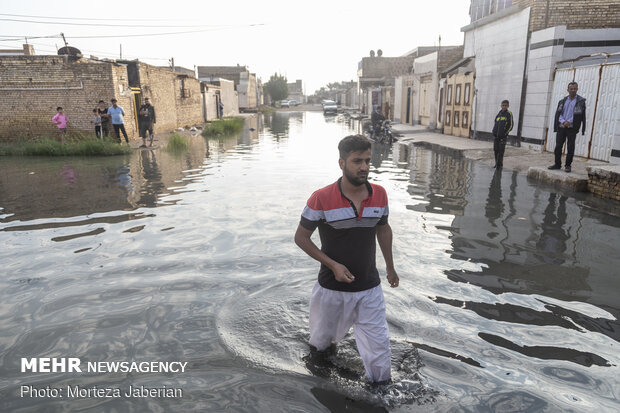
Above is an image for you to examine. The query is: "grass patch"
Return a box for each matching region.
[0,136,132,156]
[166,133,189,152]
[258,106,275,114]
[201,117,245,137]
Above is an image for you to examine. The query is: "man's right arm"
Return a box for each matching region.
[294,225,354,283]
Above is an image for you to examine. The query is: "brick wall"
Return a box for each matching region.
[0,56,123,140]
[438,46,465,73]
[0,57,204,142]
[138,64,182,132]
[587,166,620,201]
[517,0,620,31]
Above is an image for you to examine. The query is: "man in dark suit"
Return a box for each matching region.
[548,82,586,173]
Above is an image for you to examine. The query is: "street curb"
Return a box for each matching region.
[527,167,589,192]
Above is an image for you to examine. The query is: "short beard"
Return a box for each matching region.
[344,169,367,187]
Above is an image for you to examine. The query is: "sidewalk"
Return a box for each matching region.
[391,123,617,196]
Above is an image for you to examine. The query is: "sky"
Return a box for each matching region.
[0,0,471,94]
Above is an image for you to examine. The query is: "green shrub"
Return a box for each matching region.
[166,133,189,152]
[0,136,132,156]
[201,117,245,137]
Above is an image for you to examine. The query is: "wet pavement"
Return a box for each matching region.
[390,122,617,195]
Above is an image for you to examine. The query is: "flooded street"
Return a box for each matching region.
[1,112,619,412]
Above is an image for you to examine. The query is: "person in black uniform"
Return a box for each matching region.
[491,100,514,169]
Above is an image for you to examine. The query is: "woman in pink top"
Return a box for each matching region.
[51,106,68,143]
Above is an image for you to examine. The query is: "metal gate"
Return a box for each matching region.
[546,63,620,162]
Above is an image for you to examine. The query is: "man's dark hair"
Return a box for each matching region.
[568,81,578,88]
[56,106,62,111]
[98,100,105,103]
[501,99,509,105]
[338,135,371,159]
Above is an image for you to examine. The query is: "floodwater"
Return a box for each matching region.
[0,112,618,412]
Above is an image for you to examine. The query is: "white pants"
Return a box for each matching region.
[309,282,391,382]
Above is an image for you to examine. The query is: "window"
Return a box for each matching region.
[462,111,469,127]
[454,111,460,128]
[464,83,471,106]
[455,84,462,105]
[447,85,453,105]
[445,110,451,126]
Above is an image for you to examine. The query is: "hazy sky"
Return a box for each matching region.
[0,0,471,93]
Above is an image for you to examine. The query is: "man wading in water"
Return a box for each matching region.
[294,134,399,384]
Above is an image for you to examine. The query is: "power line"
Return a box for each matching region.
[0,17,236,28]
[0,23,264,41]
[0,13,205,22]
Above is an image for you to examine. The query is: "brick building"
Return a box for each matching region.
[0,52,204,141]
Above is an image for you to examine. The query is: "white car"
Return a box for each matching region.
[322,100,337,114]
[280,100,290,107]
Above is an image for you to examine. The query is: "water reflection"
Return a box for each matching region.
[264,112,302,140]
[405,146,469,215]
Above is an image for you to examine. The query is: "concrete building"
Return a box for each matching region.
[357,51,416,118]
[200,78,239,120]
[462,0,620,163]
[287,79,305,103]
[394,46,464,128]
[197,65,259,112]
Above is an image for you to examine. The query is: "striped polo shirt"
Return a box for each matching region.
[300,177,389,292]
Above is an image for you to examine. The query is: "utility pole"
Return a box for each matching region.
[120,44,122,59]
[169,57,175,71]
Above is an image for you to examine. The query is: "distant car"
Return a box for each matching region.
[280,100,290,107]
[289,100,299,106]
[322,100,337,114]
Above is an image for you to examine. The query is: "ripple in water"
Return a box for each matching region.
[216,280,440,408]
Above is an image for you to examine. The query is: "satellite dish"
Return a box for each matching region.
[58,46,82,56]
[370,50,375,57]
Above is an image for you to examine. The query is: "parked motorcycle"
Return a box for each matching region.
[367,119,394,144]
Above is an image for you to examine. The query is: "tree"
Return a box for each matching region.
[264,73,288,104]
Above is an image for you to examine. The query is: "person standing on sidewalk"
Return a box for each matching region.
[108,98,129,144]
[138,97,156,148]
[294,135,399,384]
[548,82,586,173]
[491,100,513,169]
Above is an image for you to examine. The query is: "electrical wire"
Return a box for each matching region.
[0,13,205,22]
[0,17,238,28]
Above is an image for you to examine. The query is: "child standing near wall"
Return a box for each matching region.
[91,108,102,139]
[491,100,514,169]
[51,107,68,144]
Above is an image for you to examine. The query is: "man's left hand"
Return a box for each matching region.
[386,268,399,288]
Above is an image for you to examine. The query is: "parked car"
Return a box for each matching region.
[322,100,337,114]
[280,100,290,107]
[289,100,299,106]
